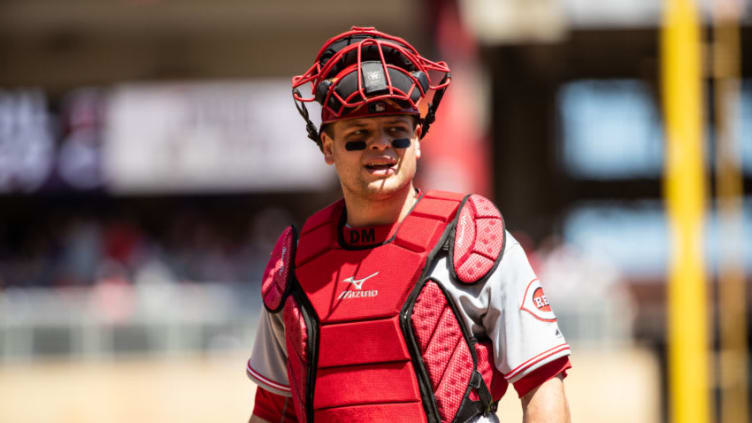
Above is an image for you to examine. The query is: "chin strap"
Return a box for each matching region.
[293,89,322,148]
[419,73,451,140]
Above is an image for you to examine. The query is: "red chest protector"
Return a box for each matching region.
[262,191,506,423]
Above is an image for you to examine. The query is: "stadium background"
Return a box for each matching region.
[0,0,749,421]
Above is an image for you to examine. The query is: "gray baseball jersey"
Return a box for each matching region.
[246,231,570,397]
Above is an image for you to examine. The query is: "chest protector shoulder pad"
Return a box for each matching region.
[261,225,298,313]
[450,194,505,284]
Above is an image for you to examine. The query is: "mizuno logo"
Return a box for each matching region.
[338,272,379,300]
[342,272,378,290]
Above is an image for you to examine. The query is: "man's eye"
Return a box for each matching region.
[347,129,367,138]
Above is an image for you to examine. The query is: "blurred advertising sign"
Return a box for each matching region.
[459,0,748,38]
[459,0,566,43]
[103,80,334,194]
[0,89,55,193]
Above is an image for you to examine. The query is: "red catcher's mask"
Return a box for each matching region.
[292,26,451,146]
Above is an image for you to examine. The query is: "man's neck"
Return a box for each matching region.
[342,185,419,228]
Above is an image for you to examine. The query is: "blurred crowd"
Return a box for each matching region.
[0,204,294,289]
[0,200,638,353]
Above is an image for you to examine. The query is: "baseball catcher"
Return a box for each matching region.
[246,26,572,423]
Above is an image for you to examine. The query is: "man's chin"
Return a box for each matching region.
[364,179,410,198]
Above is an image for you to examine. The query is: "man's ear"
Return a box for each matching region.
[321,131,335,165]
[414,124,422,159]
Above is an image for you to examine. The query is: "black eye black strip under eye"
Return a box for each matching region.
[391,138,411,148]
[345,141,367,151]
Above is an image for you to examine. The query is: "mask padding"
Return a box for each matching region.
[385,68,415,97]
[315,79,332,104]
[333,72,358,106]
[412,71,429,93]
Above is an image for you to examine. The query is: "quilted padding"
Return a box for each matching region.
[411,281,473,422]
[261,226,293,311]
[284,297,309,423]
[453,195,504,284]
[433,340,473,420]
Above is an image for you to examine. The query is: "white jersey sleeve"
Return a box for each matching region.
[432,231,571,384]
[484,233,570,382]
[246,307,292,397]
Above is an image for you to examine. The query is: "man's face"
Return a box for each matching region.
[321,115,421,201]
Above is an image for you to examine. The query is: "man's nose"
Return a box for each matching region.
[369,131,391,150]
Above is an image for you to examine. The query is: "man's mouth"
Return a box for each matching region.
[365,163,395,170]
[364,159,398,174]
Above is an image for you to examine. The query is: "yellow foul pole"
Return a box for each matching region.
[713,0,748,422]
[661,0,711,422]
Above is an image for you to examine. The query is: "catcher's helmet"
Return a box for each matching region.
[292,26,451,147]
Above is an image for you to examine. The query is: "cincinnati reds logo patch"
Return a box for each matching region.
[520,278,557,322]
[532,287,551,312]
